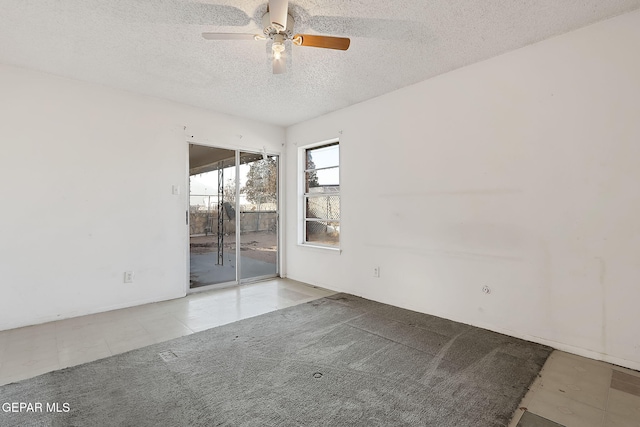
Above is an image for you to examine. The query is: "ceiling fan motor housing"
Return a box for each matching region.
[262,12,295,39]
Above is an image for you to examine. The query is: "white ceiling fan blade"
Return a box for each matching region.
[268,0,288,31]
[272,56,286,74]
[202,33,261,40]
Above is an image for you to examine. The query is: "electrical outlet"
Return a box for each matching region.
[373,267,380,278]
[124,271,135,283]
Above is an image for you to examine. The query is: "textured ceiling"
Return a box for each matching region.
[1,1,639,126]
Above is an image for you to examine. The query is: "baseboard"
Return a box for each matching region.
[286,278,640,373]
[285,273,348,295]
[481,325,640,372]
[0,291,187,332]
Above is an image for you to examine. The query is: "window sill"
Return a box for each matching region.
[297,243,342,253]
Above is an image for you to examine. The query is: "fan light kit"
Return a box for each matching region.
[202,0,350,74]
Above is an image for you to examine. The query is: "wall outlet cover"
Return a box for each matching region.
[124,271,135,283]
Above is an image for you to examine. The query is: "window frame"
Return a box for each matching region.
[299,139,341,250]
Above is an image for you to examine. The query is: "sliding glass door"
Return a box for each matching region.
[188,146,237,288]
[188,145,278,290]
[238,152,278,281]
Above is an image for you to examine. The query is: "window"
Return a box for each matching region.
[303,141,340,247]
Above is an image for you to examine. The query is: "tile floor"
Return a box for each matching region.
[0,278,335,386]
[509,350,640,427]
[1,278,639,427]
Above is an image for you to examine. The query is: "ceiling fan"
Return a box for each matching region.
[202,0,350,74]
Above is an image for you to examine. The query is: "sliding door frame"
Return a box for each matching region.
[186,140,280,294]
[238,150,280,285]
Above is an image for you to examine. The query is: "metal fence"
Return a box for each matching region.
[306,195,340,220]
[190,195,277,236]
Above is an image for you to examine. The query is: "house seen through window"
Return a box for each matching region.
[303,142,340,247]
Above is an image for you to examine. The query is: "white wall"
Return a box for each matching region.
[0,64,285,330]
[285,10,640,370]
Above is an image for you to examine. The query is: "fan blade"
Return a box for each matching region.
[273,56,286,74]
[293,34,350,50]
[202,33,261,40]
[268,0,289,31]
